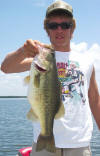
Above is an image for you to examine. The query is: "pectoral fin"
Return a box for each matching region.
[55,102,65,119]
[55,81,65,119]
[27,108,39,122]
[34,74,40,88]
[24,75,30,84]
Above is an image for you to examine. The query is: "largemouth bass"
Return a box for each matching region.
[24,45,65,153]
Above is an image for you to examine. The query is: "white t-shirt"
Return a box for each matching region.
[33,50,94,148]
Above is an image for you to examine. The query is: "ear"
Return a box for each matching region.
[70,29,73,39]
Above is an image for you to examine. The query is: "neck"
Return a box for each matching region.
[52,44,71,52]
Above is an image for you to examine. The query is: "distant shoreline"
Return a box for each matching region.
[0,96,27,98]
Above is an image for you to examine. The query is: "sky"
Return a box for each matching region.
[0,0,100,96]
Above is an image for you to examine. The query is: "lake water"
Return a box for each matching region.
[0,98,100,156]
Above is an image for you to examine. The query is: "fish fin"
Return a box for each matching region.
[55,80,65,119]
[34,74,40,88]
[24,75,30,84]
[36,134,56,153]
[55,102,65,119]
[27,108,39,121]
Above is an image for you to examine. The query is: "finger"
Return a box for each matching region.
[26,51,37,58]
[34,40,52,49]
[25,40,39,55]
[26,39,37,50]
[34,40,44,47]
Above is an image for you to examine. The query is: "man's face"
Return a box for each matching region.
[47,16,73,51]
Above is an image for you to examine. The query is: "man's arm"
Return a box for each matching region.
[1,47,32,73]
[88,67,100,129]
[1,39,41,73]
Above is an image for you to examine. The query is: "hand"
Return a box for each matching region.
[22,39,43,58]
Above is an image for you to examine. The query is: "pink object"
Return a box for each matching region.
[18,147,32,156]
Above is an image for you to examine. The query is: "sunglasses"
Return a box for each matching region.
[46,22,73,30]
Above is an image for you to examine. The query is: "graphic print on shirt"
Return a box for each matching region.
[57,60,86,104]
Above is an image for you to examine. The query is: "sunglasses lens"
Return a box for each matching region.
[47,23,58,29]
[61,22,71,29]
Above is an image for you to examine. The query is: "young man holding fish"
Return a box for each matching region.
[1,0,100,156]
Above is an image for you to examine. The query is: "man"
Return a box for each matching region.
[1,0,100,156]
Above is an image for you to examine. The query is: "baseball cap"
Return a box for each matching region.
[46,0,73,18]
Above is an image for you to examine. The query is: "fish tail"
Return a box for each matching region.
[36,134,56,153]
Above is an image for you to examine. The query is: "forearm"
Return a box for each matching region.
[89,93,100,130]
[1,47,29,73]
[88,67,100,129]
[1,47,33,73]
[1,40,44,73]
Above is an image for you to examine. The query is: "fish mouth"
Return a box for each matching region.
[35,64,47,72]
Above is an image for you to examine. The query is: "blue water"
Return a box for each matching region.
[0,98,33,156]
[0,98,100,156]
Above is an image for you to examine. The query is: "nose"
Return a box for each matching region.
[57,26,63,31]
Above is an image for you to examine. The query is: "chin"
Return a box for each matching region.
[56,42,66,47]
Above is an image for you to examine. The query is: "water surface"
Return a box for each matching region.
[0,98,100,156]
